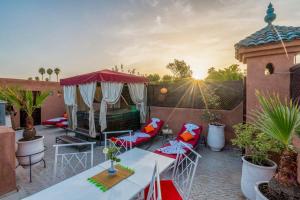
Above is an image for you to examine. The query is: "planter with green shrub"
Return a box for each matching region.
[0,87,49,166]
[232,123,283,200]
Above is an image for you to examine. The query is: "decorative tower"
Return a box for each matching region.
[235,3,300,119]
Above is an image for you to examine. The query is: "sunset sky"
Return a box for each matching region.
[0,0,300,80]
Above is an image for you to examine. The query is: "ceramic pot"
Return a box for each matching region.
[255,181,269,200]
[241,156,277,200]
[16,136,44,167]
[207,123,225,151]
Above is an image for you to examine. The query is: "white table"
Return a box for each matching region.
[24,148,175,200]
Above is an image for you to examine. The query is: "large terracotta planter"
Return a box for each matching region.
[16,136,45,167]
[241,156,277,200]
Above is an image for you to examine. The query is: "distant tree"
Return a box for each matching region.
[147,73,160,83]
[45,77,49,81]
[35,76,39,81]
[113,65,119,72]
[46,68,53,81]
[166,59,192,79]
[205,64,244,82]
[120,64,124,72]
[28,77,33,80]
[54,67,61,82]
[162,75,173,82]
[38,67,46,80]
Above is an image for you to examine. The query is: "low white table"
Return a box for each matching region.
[24,148,175,200]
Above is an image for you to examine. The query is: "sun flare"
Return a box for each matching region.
[192,70,207,80]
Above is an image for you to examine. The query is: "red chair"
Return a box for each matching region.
[145,162,162,200]
[154,123,202,159]
[145,142,202,200]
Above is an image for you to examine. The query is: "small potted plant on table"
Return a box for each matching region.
[252,92,300,200]
[103,146,121,175]
[232,123,283,200]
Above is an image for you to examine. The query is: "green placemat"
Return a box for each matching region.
[87,165,134,192]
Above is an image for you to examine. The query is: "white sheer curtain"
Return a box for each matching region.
[63,85,77,130]
[128,83,147,123]
[79,82,97,137]
[100,82,123,131]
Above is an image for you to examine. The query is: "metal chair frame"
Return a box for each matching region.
[53,142,95,179]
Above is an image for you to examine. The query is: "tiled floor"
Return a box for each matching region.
[1,126,245,200]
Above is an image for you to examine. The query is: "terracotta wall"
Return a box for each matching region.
[149,103,243,144]
[246,53,296,117]
[0,126,16,196]
[0,78,65,128]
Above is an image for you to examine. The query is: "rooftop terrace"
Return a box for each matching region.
[1,126,244,200]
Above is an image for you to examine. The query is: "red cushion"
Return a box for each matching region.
[144,180,182,200]
[42,117,67,125]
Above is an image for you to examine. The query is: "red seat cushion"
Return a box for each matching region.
[144,180,182,200]
[42,117,67,125]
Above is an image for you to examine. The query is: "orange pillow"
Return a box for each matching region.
[144,124,155,133]
[180,131,194,142]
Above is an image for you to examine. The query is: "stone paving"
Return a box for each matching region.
[1,126,245,200]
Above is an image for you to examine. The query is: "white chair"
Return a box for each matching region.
[53,142,95,179]
[103,130,133,160]
[145,162,162,200]
[146,141,201,200]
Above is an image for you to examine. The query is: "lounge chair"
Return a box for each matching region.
[109,118,164,148]
[42,116,67,126]
[153,123,202,159]
[56,121,68,128]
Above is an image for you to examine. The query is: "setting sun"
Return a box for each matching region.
[192,70,207,80]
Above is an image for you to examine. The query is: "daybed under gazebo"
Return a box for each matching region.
[60,69,148,141]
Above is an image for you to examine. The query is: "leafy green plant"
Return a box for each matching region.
[0,86,49,140]
[232,123,283,166]
[252,92,300,188]
[200,87,222,125]
[201,110,221,125]
[103,147,121,162]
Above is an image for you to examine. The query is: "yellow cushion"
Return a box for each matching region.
[144,124,155,133]
[180,131,194,142]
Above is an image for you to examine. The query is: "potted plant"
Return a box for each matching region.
[0,87,49,166]
[202,109,225,151]
[232,123,283,200]
[103,146,121,175]
[252,92,300,200]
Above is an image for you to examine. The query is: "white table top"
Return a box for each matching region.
[24,148,175,200]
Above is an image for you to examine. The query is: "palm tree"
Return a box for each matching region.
[38,67,46,80]
[0,87,49,140]
[252,92,300,196]
[46,68,53,81]
[54,67,61,82]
